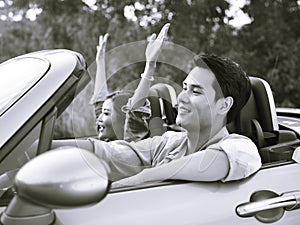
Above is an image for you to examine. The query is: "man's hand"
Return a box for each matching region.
[96,33,109,64]
[145,23,170,63]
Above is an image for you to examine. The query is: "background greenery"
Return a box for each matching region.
[1,0,299,137]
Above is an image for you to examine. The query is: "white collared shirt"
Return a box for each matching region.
[89,129,261,186]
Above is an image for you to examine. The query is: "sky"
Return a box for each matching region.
[224,0,251,28]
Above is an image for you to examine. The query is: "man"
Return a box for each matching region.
[52,53,261,187]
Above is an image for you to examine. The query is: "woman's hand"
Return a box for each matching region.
[96,33,109,64]
[90,33,109,105]
[145,23,170,63]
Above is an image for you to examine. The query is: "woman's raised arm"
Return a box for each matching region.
[90,33,109,105]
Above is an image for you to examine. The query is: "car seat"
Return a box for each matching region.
[147,83,179,137]
[227,76,279,146]
[227,76,300,163]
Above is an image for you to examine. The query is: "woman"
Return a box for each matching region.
[90,23,170,142]
[94,90,151,142]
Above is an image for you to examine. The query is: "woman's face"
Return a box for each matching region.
[96,98,117,141]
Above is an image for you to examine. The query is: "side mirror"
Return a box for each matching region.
[1,147,110,225]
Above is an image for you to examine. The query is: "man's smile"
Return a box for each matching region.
[178,104,191,114]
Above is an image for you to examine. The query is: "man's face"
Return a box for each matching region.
[96,98,117,141]
[176,66,221,134]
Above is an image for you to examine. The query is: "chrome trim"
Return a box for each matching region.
[236,191,300,217]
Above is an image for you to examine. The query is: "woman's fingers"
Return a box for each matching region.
[103,33,109,43]
[97,33,109,53]
[99,35,103,46]
[157,23,170,41]
[149,33,157,42]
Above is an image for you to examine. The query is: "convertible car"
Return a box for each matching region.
[0,50,300,225]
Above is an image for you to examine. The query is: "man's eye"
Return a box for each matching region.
[192,89,202,94]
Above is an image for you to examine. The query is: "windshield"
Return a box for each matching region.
[0,57,50,116]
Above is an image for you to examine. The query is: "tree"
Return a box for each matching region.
[1,0,299,138]
[236,0,300,107]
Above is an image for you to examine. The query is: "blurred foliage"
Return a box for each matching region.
[236,0,300,107]
[0,0,299,137]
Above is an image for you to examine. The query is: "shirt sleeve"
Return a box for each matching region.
[112,134,262,187]
[122,98,151,142]
[88,136,162,181]
[113,148,230,187]
[220,134,262,182]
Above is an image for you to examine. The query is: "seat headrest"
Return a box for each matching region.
[227,76,279,138]
[148,83,178,136]
[148,83,177,125]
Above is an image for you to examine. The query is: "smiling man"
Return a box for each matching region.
[52,53,261,186]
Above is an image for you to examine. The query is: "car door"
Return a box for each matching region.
[52,159,300,225]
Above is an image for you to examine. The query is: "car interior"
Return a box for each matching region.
[148,77,300,165]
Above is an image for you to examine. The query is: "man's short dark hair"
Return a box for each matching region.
[194,54,251,123]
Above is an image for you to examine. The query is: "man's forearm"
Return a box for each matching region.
[113,149,229,186]
[51,139,94,153]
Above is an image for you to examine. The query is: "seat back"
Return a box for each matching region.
[227,76,298,149]
[148,83,178,137]
[228,77,278,131]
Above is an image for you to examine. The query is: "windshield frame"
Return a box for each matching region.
[0,57,50,116]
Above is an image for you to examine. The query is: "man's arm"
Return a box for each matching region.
[129,23,170,109]
[51,139,94,153]
[113,135,262,187]
[113,148,229,187]
[51,136,163,181]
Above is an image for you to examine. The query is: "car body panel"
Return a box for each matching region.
[52,162,300,225]
[0,49,89,173]
[0,50,84,149]
[278,116,300,135]
[277,107,300,135]
[0,57,50,115]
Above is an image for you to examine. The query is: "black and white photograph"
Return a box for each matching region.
[0,0,300,224]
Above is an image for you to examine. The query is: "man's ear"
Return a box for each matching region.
[218,96,234,115]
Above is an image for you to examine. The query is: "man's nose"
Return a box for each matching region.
[177,90,189,103]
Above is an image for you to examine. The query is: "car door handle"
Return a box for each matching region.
[236,191,300,217]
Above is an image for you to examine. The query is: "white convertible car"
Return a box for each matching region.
[0,50,300,225]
